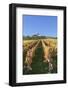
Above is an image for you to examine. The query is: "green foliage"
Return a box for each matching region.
[23,35,57,40]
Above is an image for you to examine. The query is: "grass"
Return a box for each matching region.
[23,39,57,75]
[31,41,49,74]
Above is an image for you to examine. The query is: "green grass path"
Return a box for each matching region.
[31,41,49,74]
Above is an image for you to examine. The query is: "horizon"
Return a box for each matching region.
[23,35,57,38]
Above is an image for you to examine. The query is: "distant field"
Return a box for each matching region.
[23,38,57,75]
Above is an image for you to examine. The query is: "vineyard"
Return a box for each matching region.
[23,39,57,75]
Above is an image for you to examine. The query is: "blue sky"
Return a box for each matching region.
[23,15,57,37]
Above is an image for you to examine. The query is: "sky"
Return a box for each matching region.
[23,15,57,37]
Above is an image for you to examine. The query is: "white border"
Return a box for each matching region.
[16,8,64,83]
